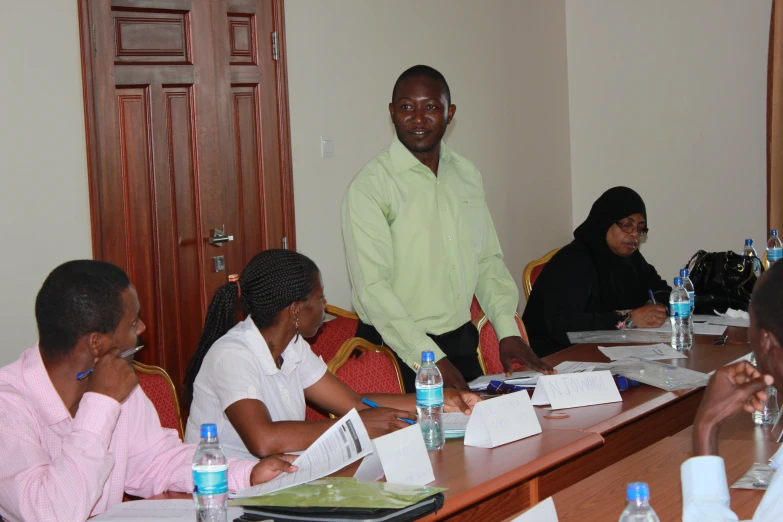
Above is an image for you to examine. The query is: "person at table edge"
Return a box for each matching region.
[341,64,553,391]
[523,186,671,357]
[682,260,783,521]
[0,260,296,522]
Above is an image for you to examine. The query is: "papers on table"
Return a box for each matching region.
[464,392,542,448]
[612,359,710,391]
[553,361,596,374]
[92,500,243,521]
[597,343,687,361]
[510,497,559,521]
[354,444,385,482]
[233,408,371,498]
[372,424,435,486]
[531,370,621,410]
[467,371,540,391]
[709,317,750,328]
[443,411,471,437]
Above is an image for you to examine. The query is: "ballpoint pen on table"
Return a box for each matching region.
[76,345,145,380]
[361,397,416,425]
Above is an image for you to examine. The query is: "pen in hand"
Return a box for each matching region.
[648,289,657,305]
[76,345,145,381]
[361,397,416,425]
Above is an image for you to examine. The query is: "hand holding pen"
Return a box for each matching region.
[80,346,141,404]
[77,345,144,380]
[358,397,416,438]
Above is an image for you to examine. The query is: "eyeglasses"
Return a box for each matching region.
[614,221,649,237]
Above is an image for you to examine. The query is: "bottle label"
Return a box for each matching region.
[416,385,443,408]
[193,464,228,496]
[769,248,782,263]
[687,291,695,310]
[670,302,691,319]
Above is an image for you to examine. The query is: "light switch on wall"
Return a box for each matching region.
[320,136,334,158]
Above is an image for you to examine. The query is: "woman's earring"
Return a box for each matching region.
[294,317,300,343]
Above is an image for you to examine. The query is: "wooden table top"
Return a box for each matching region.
[531,409,778,521]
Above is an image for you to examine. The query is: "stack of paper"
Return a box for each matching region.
[467,370,540,391]
[597,343,688,361]
[442,412,470,437]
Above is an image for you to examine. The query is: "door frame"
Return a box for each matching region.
[76,0,297,261]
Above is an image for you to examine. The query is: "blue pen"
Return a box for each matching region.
[361,397,416,425]
[648,289,657,305]
[76,345,145,380]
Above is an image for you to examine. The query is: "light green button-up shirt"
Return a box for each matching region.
[341,135,520,370]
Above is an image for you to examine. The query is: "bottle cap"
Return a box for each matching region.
[421,351,435,363]
[674,277,683,286]
[746,239,753,246]
[200,423,217,438]
[680,268,689,277]
[773,230,779,236]
[626,482,650,502]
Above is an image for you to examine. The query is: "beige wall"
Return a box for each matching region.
[0,2,93,365]
[566,0,771,284]
[285,0,573,312]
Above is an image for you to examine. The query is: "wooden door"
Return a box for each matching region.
[78,0,295,398]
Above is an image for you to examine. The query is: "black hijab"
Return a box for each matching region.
[573,186,648,310]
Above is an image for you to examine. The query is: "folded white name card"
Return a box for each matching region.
[510,497,559,521]
[531,370,621,410]
[373,424,435,486]
[464,391,542,448]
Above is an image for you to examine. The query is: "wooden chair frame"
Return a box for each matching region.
[327,337,405,394]
[131,360,185,438]
[522,248,560,300]
[475,313,531,375]
[325,304,359,320]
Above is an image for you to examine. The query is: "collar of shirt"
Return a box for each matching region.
[238,316,304,377]
[22,345,72,426]
[388,134,456,176]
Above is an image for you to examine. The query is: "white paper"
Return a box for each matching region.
[443,412,471,433]
[233,408,371,497]
[597,343,687,361]
[694,323,728,335]
[464,392,542,448]
[638,323,672,333]
[373,424,434,486]
[468,371,540,390]
[510,497,559,522]
[92,500,243,521]
[531,384,550,406]
[708,317,750,328]
[553,361,597,373]
[533,371,622,410]
[353,443,385,482]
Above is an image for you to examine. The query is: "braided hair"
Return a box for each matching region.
[184,249,319,405]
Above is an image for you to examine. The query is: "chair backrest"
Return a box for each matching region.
[132,361,184,439]
[476,314,531,375]
[522,248,560,300]
[305,304,359,363]
[327,338,405,395]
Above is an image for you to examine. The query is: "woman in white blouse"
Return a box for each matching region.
[184,249,478,460]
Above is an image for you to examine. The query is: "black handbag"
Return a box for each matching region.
[685,250,764,314]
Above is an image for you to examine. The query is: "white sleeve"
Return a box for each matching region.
[681,456,740,522]
[210,344,266,411]
[751,450,783,522]
[297,340,328,389]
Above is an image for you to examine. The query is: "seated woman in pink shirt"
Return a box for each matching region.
[0,260,295,522]
[184,249,479,460]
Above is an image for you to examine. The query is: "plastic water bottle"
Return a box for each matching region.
[680,268,695,312]
[415,351,445,451]
[619,483,660,522]
[768,230,782,268]
[192,423,228,522]
[743,239,762,277]
[670,277,692,351]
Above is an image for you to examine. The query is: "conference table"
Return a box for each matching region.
[152,328,752,521]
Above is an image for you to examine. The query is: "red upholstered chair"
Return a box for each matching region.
[476,313,531,375]
[131,361,184,439]
[470,296,483,323]
[305,304,359,363]
[522,248,560,300]
[327,338,405,395]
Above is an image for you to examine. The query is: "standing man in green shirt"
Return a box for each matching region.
[341,65,554,391]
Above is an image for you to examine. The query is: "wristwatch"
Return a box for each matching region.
[623,312,634,329]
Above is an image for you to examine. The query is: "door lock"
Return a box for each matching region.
[209,225,234,247]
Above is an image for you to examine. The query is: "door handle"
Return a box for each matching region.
[209,225,234,247]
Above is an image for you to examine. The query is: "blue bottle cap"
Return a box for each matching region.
[746,239,753,246]
[773,230,779,236]
[680,268,689,277]
[626,482,650,502]
[674,277,683,286]
[200,423,217,438]
[421,351,434,363]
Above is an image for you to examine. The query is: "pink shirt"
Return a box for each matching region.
[0,346,256,522]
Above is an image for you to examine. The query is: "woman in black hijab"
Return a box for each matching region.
[522,187,671,357]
